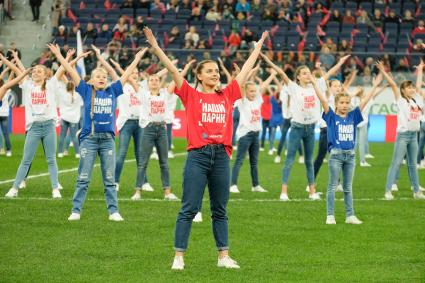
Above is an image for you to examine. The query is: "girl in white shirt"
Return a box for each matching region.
[377,60,425,200]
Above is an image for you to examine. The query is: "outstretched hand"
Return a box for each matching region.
[143,27,159,49]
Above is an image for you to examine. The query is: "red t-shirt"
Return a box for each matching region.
[261,94,272,120]
[174,80,242,157]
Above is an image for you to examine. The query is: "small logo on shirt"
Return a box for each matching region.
[202,133,208,139]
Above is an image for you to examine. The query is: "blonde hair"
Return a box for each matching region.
[334,92,351,112]
[33,65,49,91]
[90,67,108,79]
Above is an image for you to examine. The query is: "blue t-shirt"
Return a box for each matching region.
[323,107,363,151]
[76,80,123,141]
[270,96,283,127]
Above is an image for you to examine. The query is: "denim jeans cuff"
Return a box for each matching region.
[217,246,229,251]
[174,247,186,252]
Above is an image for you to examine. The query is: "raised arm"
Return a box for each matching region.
[217,57,232,83]
[109,58,125,76]
[144,27,184,88]
[343,69,358,89]
[156,59,178,77]
[359,71,383,111]
[91,44,119,81]
[260,52,290,85]
[235,31,268,87]
[0,66,10,80]
[11,51,26,73]
[247,63,261,81]
[375,61,400,100]
[323,55,350,81]
[128,76,140,92]
[120,47,148,85]
[416,59,424,98]
[0,68,32,100]
[167,59,196,94]
[310,73,329,114]
[54,48,76,80]
[259,69,277,94]
[0,53,23,76]
[47,43,81,86]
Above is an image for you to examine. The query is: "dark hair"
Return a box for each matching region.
[293,65,310,84]
[194,60,222,94]
[66,81,75,103]
[399,80,414,100]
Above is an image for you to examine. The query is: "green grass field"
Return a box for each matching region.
[1,135,424,282]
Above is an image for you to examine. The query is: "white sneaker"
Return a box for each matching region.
[217,256,240,269]
[420,186,425,192]
[279,193,289,201]
[232,145,237,150]
[229,185,240,193]
[365,153,374,159]
[323,158,328,163]
[150,152,159,160]
[309,193,321,200]
[418,164,425,170]
[284,150,288,156]
[298,156,304,164]
[5,187,18,198]
[171,144,175,149]
[165,193,179,201]
[413,191,425,199]
[252,185,267,192]
[6,151,12,157]
[63,150,69,156]
[115,183,119,192]
[75,153,80,159]
[259,147,265,152]
[131,190,141,200]
[52,189,62,199]
[384,191,394,200]
[69,142,74,147]
[391,184,398,192]
[360,161,371,167]
[109,212,124,221]
[402,159,406,165]
[305,185,310,192]
[336,184,343,192]
[58,183,63,190]
[345,215,362,224]
[326,215,336,225]
[142,183,154,192]
[193,212,203,223]
[58,153,64,158]
[19,180,26,189]
[274,155,281,163]
[268,149,274,155]
[171,256,184,270]
[168,151,175,158]
[68,212,81,221]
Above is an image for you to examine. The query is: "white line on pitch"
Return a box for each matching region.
[0,152,187,185]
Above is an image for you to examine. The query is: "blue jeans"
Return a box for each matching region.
[167,123,173,150]
[232,107,240,146]
[231,131,260,186]
[418,122,425,163]
[13,120,59,189]
[115,120,147,187]
[58,119,80,154]
[269,123,282,151]
[313,127,328,179]
[0,116,11,151]
[277,118,303,157]
[385,131,420,193]
[174,145,230,251]
[282,122,316,185]
[72,133,118,214]
[356,125,368,163]
[136,123,170,189]
[260,119,270,148]
[327,149,356,217]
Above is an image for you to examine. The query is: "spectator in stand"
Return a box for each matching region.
[236,12,246,21]
[135,16,146,30]
[293,0,308,21]
[235,0,250,15]
[371,8,384,29]
[98,24,112,41]
[338,39,352,56]
[395,58,410,72]
[68,24,81,38]
[197,40,208,49]
[113,26,127,42]
[312,2,328,15]
[179,0,191,10]
[205,7,222,21]
[251,0,261,12]
[412,20,425,37]
[342,9,356,24]
[137,0,151,9]
[362,66,373,86]
[228,30,242,54]
[184,26,200,47]
[1,0,15,20]
[222,7,235,20]
[151,0,166,15]
[385,9,400,25]
[403,10,415,24]
[128,24,142,40]
[84,23,98,40]
[56,25,68,40]
[182,40,193,50]
[319,46,335,70]
[324,37,337,54]
[241,28,257,49]
[276,9,290,22]
[6,43,21,62]
[329,9,342,22]
[190,3,202,21]
[113,17,129,34]
[29,0,42,21]
[168,26,180,43]
[262,0,277,21]
[413,39,425,54]
[357,9,374,29]
[121,0,135,9]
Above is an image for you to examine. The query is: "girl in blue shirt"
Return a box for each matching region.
[48,43,147,221]
[312,72,382,225]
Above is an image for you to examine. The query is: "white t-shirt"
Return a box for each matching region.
[396,95,424,132]
[280,85,292,119]
[165,93,178,124]
[138,88,173,128]
[116,82,144,131]
[57,81,83,124]
[234,89,263,139]
[0,91,11,117]
[351,96,373,128]
[20,77,59,130]
[287,78,327,125]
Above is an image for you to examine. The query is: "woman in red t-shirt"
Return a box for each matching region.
[143,27,268,270]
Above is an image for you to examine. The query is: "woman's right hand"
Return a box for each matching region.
[143,27,159,49]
